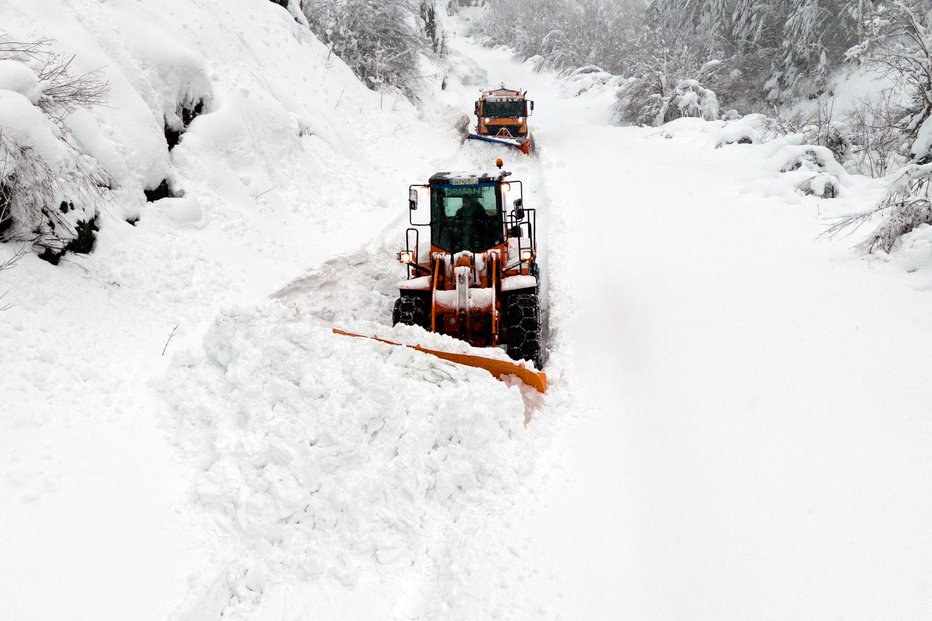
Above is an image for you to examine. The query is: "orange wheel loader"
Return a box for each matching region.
[356,160,546,392]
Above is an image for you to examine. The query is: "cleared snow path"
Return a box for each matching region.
[451,34,932,621]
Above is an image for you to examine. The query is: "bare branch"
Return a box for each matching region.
[0,246,25,311]
[162,325,179,356]
[0,246,25,272]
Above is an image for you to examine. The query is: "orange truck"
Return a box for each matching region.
[466,87,535,155]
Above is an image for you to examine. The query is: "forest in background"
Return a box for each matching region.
[2,0,931,260]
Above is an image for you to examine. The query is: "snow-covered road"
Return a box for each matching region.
[455,35,932,620]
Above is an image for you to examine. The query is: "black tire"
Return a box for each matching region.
[504,292,543,368]
[392,295,429,329]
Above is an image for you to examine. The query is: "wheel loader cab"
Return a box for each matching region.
[430,181,504,253]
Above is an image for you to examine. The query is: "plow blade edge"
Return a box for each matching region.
[333,328,547,393]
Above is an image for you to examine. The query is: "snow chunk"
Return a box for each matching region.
[713,114,769,147]
[0,90,65,168]
[0,60,42,103]
[155,196,207,228]
[893,224,932,272]
[911,115,932,162]
[501,274,537,292]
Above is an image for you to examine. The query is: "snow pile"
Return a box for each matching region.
[658,116,859,201]
[892,224,932,273]
[559,65,617,97]
[163,301,535,618]
[711,113,769,146]
[770,142,846,198]
[2,0,457,262]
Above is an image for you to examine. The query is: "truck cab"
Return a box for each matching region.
[467,87,535,154]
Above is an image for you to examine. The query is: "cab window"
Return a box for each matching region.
[430,182,504,252]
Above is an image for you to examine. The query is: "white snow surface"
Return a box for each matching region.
[164,303,534,619]
[3,8,932,621]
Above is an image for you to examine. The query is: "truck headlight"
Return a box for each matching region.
[398,250,414,264]
[520,249,533,261]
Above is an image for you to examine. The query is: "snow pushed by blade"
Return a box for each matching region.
[163,301,537,618]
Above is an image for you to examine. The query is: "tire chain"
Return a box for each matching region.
[504,292,542,368]
[392,295,429,329]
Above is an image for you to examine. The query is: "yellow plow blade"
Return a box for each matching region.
[333,328,547,393]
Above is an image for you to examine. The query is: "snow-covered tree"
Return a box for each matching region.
[302,0,442,99]
[732,0,788,53]
[848,1,932,162]
[647,0,737,56]
[473,0,644,75]
[823,2,932,252]
[768,0,871,99]
[612,26,720,126]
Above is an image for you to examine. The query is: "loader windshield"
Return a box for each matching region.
[430,182,504,253]
[482,98,527,118]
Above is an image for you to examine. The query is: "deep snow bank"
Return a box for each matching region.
[2,0,460,265]
[163,302,536,618]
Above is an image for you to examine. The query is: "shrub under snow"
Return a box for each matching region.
[614,76,719,127]
[773,144,844,198]
[828,163,932,253]
[0,40,109,262]
[672,79,719,121]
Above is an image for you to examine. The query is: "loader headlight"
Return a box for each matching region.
[520,249,533,261]
[483,117,492,124]
[398,250,414,264]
